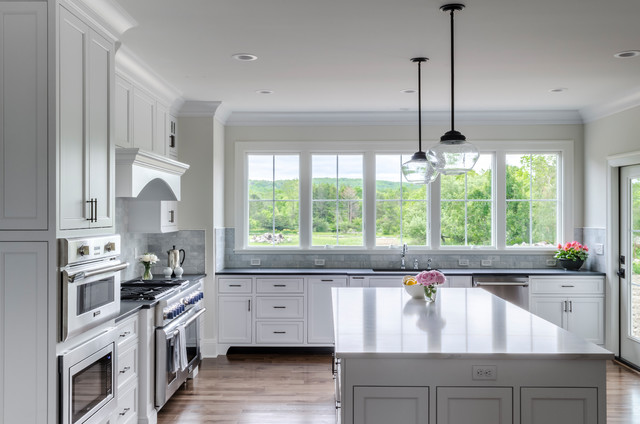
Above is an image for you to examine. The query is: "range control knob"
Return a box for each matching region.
[78,245,90,256]
[105,242,116,252]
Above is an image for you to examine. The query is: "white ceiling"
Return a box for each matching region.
[116,0,640,118]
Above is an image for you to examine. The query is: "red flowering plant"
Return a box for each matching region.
[554,241,589,261]
[415,270,446,299]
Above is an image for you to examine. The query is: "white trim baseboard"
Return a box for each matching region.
[201,337,219,358]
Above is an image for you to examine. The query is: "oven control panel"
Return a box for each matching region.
[156,282,204,327]
[59,235,121,266]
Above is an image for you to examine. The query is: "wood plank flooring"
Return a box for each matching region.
[157,353,640,423]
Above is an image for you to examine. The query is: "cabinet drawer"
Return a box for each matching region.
[116,315,138,347]
[116,383,138,423]
[117,342,138,389]
[530,277,604,295]
[256,297,304,319]
[256,278,304,293]
[256,322,304,344]
[219,278,252,293]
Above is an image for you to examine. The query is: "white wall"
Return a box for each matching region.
[224,122,585,229]
[177,116,217,353]
[583,105,640,227]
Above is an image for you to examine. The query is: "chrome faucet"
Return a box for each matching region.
[401,244,407,269]
[426,258,432,270]
[413,258,419,270]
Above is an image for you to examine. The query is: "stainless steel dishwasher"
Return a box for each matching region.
[472,275,529,310]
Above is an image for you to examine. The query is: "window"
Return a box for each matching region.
[440,154,493,246]
[375,155,428,246]
[505,153,558,247]
[312,155,363,246]
[247,155,299,247]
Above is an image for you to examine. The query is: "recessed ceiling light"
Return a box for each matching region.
[614,50,640,59]
[401,89,417,94]
[232,53,258,61]
[255,89,274,95]
[549,87,568,93]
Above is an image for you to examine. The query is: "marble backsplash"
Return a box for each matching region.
[116,199,206,280]
[215,227,604,271]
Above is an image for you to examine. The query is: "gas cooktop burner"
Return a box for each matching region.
[120,285,175,301]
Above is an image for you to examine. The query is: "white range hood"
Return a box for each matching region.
[116,148,190,200]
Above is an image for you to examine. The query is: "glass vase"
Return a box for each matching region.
[424,286,437,302]
[142,262,152,280]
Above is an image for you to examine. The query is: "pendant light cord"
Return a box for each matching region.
[449,8,456,133]
[418,59,423,152]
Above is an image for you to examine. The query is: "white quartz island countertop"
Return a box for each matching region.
[331,287,613,360]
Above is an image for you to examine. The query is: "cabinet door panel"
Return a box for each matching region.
[437,387,512,424]
[132,88,154,151]
[58,6,89,230]
[354,386,428,424]
[115,76,132,148]
[0,4,47,230]
[307,278,346,343]
[529,296,566,328]
[0,242,48,423]
[154,103,167,155]
[87,29,114,228]
[218,296,252,343]
[567,297,605,344]
[521,387,597,424]
[368,277,400,288]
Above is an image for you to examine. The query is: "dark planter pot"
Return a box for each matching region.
[559,258,584,270]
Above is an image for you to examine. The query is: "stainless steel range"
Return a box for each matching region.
[121,278,205,409]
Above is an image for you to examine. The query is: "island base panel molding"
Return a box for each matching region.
[339,358,606,424]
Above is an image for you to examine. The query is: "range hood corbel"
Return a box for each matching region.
[116,148,190,200]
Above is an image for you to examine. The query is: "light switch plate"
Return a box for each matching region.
[458,259,469,266]
[595,243,604,255]
[250,258,261,266]
[546,259,557,266]
[481,259,491,266]
[314,259,325,266]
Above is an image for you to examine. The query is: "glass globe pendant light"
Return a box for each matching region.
[428,4,479,175]
[402,58,438,184]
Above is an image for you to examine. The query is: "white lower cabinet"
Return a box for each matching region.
[436,387,512,424]
[353,386,429,424]
[307,277,347,343]
[529,276,605,344]
[115,314,139,423]
[521,387,597,424]
[218,296,252,344]
[216,275,347,352]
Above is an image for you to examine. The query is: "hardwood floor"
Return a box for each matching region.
[157,353,640,423]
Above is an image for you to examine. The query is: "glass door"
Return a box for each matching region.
[620,164,640,367]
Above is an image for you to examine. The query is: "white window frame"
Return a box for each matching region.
[234,139,573,254]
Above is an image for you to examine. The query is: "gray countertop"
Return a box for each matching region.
[332,287,613,359]
[117,273,206,321]
[215,268,605,276]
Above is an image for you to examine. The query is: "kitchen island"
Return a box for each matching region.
[331,287,613,424]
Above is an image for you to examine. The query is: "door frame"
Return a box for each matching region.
[606,150,640,355]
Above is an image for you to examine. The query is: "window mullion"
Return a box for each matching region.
[431,175,441,249]
[299,153,311,249]
[495,152,506,249]
[364,152,376,249]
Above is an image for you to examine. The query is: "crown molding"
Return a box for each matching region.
[178,101,224,117]
[115,46,183,108]
[580,87,640,123]
[65,0,137,40]
[224,109,583,127]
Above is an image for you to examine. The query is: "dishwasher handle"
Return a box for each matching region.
[474,281,529,287]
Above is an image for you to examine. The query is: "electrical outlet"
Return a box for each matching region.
[472,365,497,380]
[595,243,604,255]
[250,258,261,266]
[314,259,325,266]
[458,259,469,266]
[481,259,491,266]
[546,259,557,266]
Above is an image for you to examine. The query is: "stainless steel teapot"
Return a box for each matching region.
[167,245,185,277]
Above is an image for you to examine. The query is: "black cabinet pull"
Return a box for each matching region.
[93,198,98,222]
[321,279,333,282]
[273,306,286,309]
[248,299,251,312]
[169,210,175,223]
[229,284,241,287]
[119,408,130,416]
[273,331,286,334]
[273,284,287,287]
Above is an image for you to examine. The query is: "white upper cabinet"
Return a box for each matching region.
[132,86,155,152]
[0,3,48,230]
[115,75,133,148]
[155,102,168,155]
[58,4,115,232]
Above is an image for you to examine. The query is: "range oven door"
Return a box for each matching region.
[155,307,206,408]
[61,260,128,341]
[59,328,117,424]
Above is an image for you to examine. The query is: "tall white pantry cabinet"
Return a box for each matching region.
[0,1,118,423]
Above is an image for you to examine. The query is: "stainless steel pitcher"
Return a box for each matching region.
[167,245,185,277]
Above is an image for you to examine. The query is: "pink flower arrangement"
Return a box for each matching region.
[555,241,589,261]
[415,270,446,287]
